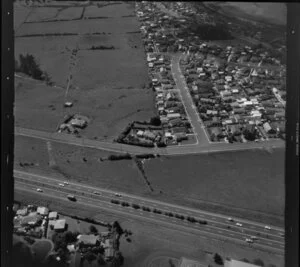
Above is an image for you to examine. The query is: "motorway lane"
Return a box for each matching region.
[14,170,284,250]
[15,180,284,254]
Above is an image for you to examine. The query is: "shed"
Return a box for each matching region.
[48,211,58,220]
[54,219,66,231]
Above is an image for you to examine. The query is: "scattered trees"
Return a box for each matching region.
[15,54,52,84]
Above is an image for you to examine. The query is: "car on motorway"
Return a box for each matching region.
[58,183,65,187]
[236,223,243,227]
[251,236,258,240]
[265,225,271,230]
[115,193,122,197]
[245,238,253,243]
[63,181,69,185]
[227,217,234,222]
[280,233,285,237]
[93,191,101,195]
[36,188,43,192]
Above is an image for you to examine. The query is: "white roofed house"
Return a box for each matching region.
[37,207,49,216]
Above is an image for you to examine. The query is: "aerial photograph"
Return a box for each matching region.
[13,1,286,267]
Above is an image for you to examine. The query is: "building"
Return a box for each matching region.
[77,234,99,246]
[48,211,58,220]
[225,259,261,267]
[54,219,66,231]
[167,113,181,119]
[37,207,49,216]
[21,213,43,227]
[16,208,28,216]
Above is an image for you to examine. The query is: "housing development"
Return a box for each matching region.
[13,1,286,267]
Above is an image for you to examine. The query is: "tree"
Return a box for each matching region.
[89,225,98,234]
[253,258,264,266]
[150,116,161,126]
[214,253,224,265]
[169,259,176,267]
[85,251,96,263]
[240,258,250,263]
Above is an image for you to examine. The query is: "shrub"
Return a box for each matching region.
[198,220,207,225]
[253,259,265,266]
[121,202,129,207]
[89,225,98,234]
[111,200,120,204]
[153,209,162,214]
[214,253,224,265]
[132,204,140,209]
[150,116,161,126]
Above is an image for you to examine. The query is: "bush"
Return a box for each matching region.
[187,216,197,223]
[132,204,140,209]
[198,220,208,225]
[121,202,129,207]
[136,154,155,159]
[153,209,162,214]
[253,259,265,266]
[142,206,151,212]
[108,153,132,161]
[214,253,224,265]
[150,116,161,126]
[111,200,120,204]
[89,225,98,234]
[23,236,35,245]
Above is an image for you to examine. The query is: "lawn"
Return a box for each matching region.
[143,148,285,226]
[31,240,53,263]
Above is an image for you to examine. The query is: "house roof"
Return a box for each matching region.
[37,207,49,215]
[225,259,260,267]
[54,219,66,230]
[77,234,98,245]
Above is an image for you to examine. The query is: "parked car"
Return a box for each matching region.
[36,188,43,192]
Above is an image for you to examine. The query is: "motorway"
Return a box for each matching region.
[14,170,284,255]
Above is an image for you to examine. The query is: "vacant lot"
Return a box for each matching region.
[144,148,285,226]
[14,135,149,194]
[14,2,154,140]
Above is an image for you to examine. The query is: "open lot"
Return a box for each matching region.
[14,2,154,140]
[144,148,285,226]
[14,135,149,194]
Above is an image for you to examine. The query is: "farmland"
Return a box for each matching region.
[14,1,154,141]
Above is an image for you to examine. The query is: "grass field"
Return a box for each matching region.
[14,135,149,193]
[14,1,154,140]
[31,240,53,263]
[144,148,285,226]
[207,2,286,26]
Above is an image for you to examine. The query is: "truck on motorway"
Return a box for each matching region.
[67,194,77,201]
